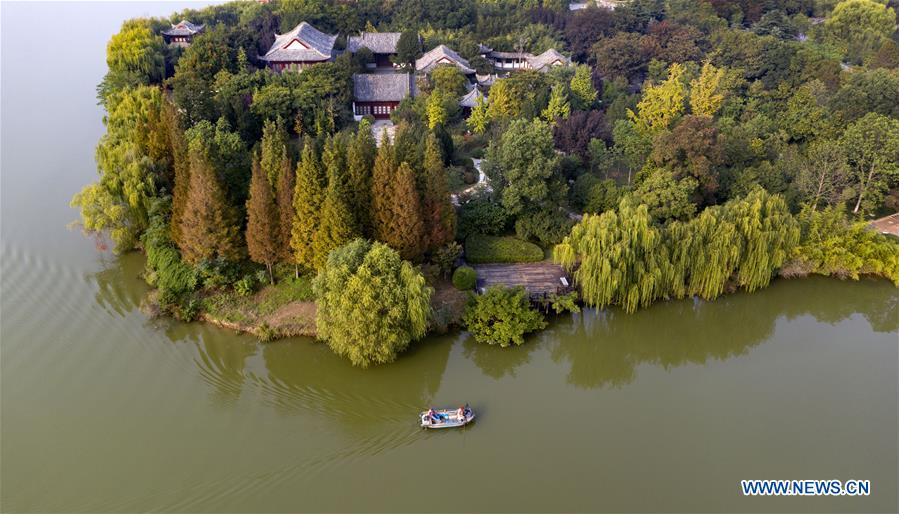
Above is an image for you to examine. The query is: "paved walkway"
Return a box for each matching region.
[870,212,899,237]
[451,158,490,206]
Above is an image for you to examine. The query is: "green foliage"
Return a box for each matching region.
[483,118,563,217]
[840,112,899,214]
[465,234,544,264]
[99,20,165,102]
[633,168,698,223]
[467,95,490,134]
[788,206,899,284]
[571,174,621,214]
[452,265,477,290]
[394,31,422,69]
[291,140,327,270]
[458,195,508,238]
[462,286,546,347]
[313,239,432,367]
[313,136,359,269]
[72,86,171,252]
[433,241,463,278]
[234,275,258,296]
[689,62,725,117]
[142,197,198,310]
[549,291,580,315]
[569,64,597,111]
[628,62,687,136]
[541,84,571,124]
[514,209,574,247]
[822,0,897,63]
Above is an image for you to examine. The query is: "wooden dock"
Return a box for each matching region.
[870,213,899,237]
[473,262,573,300]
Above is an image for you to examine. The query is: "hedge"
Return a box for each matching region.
[465,234,544,264]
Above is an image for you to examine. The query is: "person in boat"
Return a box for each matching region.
[464,403,472,417]
[427,408,437,424]
[457,406,465,419]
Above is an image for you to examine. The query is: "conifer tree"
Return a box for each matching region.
[246,152,279,284]
[542,84,571,124]
[313,136,359,269]
[468,96,489,134]
[259,118,288,185]
[291,139,326,272]
[371,135,397,242]
[346,119,376,236]
[422,134,456,251]
[165,101,190,249]
[383,162,426,260]
[179,138,242,264]
[275,145,295,266]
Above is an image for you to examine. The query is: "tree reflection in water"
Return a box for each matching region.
[550,277,898,390]
[462,332,539,379]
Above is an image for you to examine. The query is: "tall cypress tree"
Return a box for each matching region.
[291,139,326,272]
[260,118,288,185]
[179,138,243,264]
[371,135,397,243]
[422,134,456,251]
[383,162,425,260]
[313,136,358,269]
[274,143,295,266]
[346,119,377,237]
[165,101,190,249]
[246,152,279,284]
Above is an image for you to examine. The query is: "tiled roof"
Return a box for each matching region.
[459,87,485,108]
[416,45,475,74]
[162,20,204,37]
[260,22,337,62]
[347,32,402,54]
[353,73,414,102]
[527,49,570,71]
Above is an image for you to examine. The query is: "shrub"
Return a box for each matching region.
[452,265,477,290]
[462,285,547,347]
[432,241,463,278]
[457,195,508,237]
[465,234,544,264]
[234,275,257,297]
[514,209,574,247]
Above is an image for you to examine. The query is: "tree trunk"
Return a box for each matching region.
[267,262,274,285]
[295,263,299,279]
[853,164,877,214]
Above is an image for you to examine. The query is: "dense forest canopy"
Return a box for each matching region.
[73,0,899,363]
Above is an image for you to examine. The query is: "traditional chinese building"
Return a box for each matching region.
[415,45,476,75]
[162,20,204,46]
[259,22,337,72]
[347,32,403,70]
[352,73,416,120]
[480,48,570,73]
[459,87,486,117]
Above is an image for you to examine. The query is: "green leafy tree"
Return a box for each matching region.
[823,0,896,63]
[628,62,687,136]
[178,137,243,264]
[291,140,327,271]
[486,79,520,122]
[554,198,670,313]
[427,90,449,129]
[795,140,850,211]
[246,153,279,283]
[483,118,563,217]
[394,31,422,69]
[274,144,296,265]
[569,64,597,111]
[689,62,725,117]
[462,286,547,347]
[633,168,698,222]
[72,86,171,252]
[542,84,571,124]
[468,95,490,134]
[840,113,899,214]
[430,65,466,97]
[98,20,166,102]
[313,239,432,367]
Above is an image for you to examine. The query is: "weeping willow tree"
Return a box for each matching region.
[554,197,672,314]
[556,188,802,314]
[723,188,800,292]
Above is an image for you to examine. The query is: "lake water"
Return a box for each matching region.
[1,3,897,513]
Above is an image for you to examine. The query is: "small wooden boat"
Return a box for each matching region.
[420,406,475,429]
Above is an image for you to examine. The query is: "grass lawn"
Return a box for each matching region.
[201,275,316,339]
